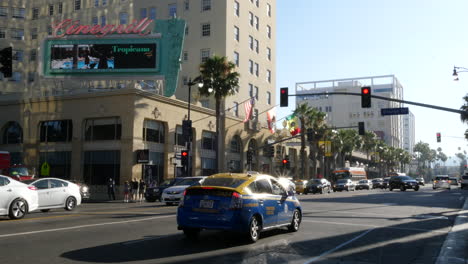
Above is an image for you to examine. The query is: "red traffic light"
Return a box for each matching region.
[282,159,288,164]
[436,133,441,137]
[362,88,370,95]
[181,151,188,157]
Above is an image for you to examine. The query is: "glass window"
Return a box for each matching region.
[234,26,239,41]
[254,16,259,30]
[94,0,99,7]
[119,12,128,24]
[252,179,272,194]
[271,179,285,195]
[249,12,253,26]
[202,131,216,150]
[140,8,147,19]
[28,72,34,83]
[267,92,271,105]
[184,0,189,10]
[31,28,38,40]
[200,49,210,63]
[233,51,239,67]
[102,0,107,6]
[267,69,271,83]
[34,180,49,189]
[84,150,120,185]
[234,1,239,16]
[233,102,239,117]
[0,177,10,186]
[230,136,241,153]
[13,50,23,61]
[149,7,156,20]
[0,6,7,17]
[254,63,259,76]
[267,25,271,38]
[175,126,185,146]
[12,8,25,18]
[255,0,259,7]
[10,72,21,82]
[84,117,121,141]
[168,3,177,18]
[30,50,37,61]
[143,120,165,143]
[50,179,68,188]
[249,35,253,50]
[249,83,253,97]
[100,15,106,26]
[254,39,259,53]
[249,60,253,74]
[92,17,98,25]
[39,120,72,143]
[201,23,210,37]
[201,178,245,188]
[254,86,258,100]
[2,121,22,144]
[32,8,39,19]
[0,28,5,39]
[202,0,211,11]
[185,26,189,35]
[58,2,63,13]
[49,5,54,15]
[183,51,188,61]
[201,158,216,176]
[267,47,271,60]
[11,29,24,40]
[74,0,81,11]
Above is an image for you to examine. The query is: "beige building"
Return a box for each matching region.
[0,0,290,192]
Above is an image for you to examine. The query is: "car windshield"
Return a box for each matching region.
[311,179,322,184]
[9,167,29,176]
[359,180,368,183]
[435,176,449,180]
[337,179,348,183]
[175,178,202,186]
[399,176,413,181]
[201,178,246,188]
[372,179,381,182]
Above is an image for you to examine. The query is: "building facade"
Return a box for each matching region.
[0,0,285,191]
[403,111,415,155]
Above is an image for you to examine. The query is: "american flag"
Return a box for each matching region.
[243,97,255,123]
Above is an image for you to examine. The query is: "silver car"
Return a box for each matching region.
[0,175,39,219]
[23,178,82,212]
[432,175,451,190]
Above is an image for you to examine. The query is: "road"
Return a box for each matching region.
[0,186,466,264]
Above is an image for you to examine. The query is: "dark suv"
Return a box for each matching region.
[389,176,419,191]
[145,178,184,202]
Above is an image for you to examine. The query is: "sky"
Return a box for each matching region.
[276,0,468,158]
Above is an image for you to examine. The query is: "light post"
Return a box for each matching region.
[185,77,204,176]
[452,66,468,81]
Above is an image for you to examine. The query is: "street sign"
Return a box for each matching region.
[381,107,409,116]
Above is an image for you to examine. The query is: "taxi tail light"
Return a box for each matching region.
[229,192,243,210]
[27,186,37,191]
[179,190,188,207]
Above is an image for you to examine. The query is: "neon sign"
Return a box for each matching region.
[52,18,153,38]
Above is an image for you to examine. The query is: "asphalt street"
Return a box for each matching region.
[0,185,466,264]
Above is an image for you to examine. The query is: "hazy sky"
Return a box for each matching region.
[276,0,468,158]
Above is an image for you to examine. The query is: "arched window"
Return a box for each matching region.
[2,121,23,144]
[230,135,241,153]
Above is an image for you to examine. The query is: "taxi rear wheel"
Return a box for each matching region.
[288,209,301,232]
[247,216,260,243]
[183,228,200,240]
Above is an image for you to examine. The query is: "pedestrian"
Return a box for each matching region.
[139,179,146,203]
[107,177,116,200]
[131,178,139,202]
[123,181,130,203]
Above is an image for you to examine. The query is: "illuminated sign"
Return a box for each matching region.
[52,18,153,38]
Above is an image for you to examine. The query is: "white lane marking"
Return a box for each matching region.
[0,215,175,239]
[122,234,176,245]
[302,219,447,234]
[304,228,375,264]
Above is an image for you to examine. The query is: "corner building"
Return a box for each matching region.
[0,0,280,195]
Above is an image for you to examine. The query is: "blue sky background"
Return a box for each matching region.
[276,0,468,158]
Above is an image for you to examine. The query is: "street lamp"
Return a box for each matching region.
[185,77,203,176]
[452,66,468,81]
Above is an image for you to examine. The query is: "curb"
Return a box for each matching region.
[436,196,468,264]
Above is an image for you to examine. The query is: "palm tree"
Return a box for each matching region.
[198,55,240,172]
[460,94,468,124]
[362,131,377,161]
[292,103,313,179]
[305,109,327,179]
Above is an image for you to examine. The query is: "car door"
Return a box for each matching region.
[0,177,14,215]
[33,179,53,207]
[252,179,277,227]
[48,179,68,206]
[270,178,291,224]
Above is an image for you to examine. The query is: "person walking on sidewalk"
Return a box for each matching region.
[131,178,139,202]
[107,177,116,200]
[139,179,146,203]
[123,181,130,203]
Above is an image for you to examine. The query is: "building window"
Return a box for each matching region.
[58,2,63,13]
[267,3,271,16]
[48,4,54,15]
[2,121,22,144]
[84,117,121,141]
[31,28,38,40]
[183,51,188,61]
[143,120,165,143]
[249,83,253,97]
[202,131,216,150]
[255,0,259,7]
[249,60,253,74]
[267,47,271,60]
[94,0,99,7]
[201,157,216,176]
[230,136,241,153]
[200,100,210,108]
[84,150,120,185]
[254,63,259,76]
[140,8,147,19]
[175,126,184,146]
[249,12,253,26]
[248,35,253,50]
[47,26,52,35]
[267,92,271,105]
[12,8,25,18]
[12,50,23,61]
[254,16,259,30]
[92,16,98,25]
[168,3,177,18]
[10,72,21,82]
[149,7,156,19]
[201,23,211,37]
[102,0,107,6]
[254,86,259,100]
[200,49,210,63]
[266,69,271,83]
[267,25,271,38]
[74,0,81,11]
[39,152,72,180]
[100,15,106,26]
[254,39,259,53]
[0,6,7,17]
[32,8,39,19]
[28,72,35,83]
[234,26,239,41]
[11,29,24,40]
[233,102,239,117]
[0,28,5,39]
[202,0,211,11]
[184,0,189,10]
[30,50,37,61]
[234,1,239,16]
[233,51,239,67]
[39,120,73,143]
[185,26,189,35]
[119,12,128,24]
[252,109,258,121]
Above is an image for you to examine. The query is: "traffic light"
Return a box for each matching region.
[182,120,192,143]
[181,150,189,167]
[247,150,253,164]
[280,87,288,107]
[358,122,365,135]
[282,157,290,169]
[361,86,371,108]
[0,47,12,78]
[436,132,441,143]
[267,145,275,158]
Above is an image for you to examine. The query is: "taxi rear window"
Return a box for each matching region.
[201,178,246,188]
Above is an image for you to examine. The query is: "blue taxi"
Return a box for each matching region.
[177,172,302,242]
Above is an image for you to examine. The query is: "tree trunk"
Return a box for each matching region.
[215,98,225,173]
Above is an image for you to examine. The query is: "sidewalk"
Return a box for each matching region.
[436,196,468,264]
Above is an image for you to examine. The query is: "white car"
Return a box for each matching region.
[432,175,451,190]
[23,178,82,212]
[161,176,206,205]
[0,175,39,219]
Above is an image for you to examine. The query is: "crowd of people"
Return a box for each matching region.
[107,177,147,203]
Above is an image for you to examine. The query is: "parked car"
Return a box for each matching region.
[415,178,425,186]
[293,179,308,194]
[177,172,302,242]
[23,178,82,212]
[432,175,451,190]
[449,177,459,187]
[333,179,355,192]
[161,176,206,205]
[69,180,90,201]
[0,175,39,219]
[461,173,468,189]
[304,178,331,194]
[356,179,373,190]
[145,177,185,202]
[388,176,419,191]
[381,178,390,189]
[371,178,383,189]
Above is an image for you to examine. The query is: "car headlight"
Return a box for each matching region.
[82,187,88,192]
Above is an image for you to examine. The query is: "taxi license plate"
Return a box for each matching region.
[199,200,214,209]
